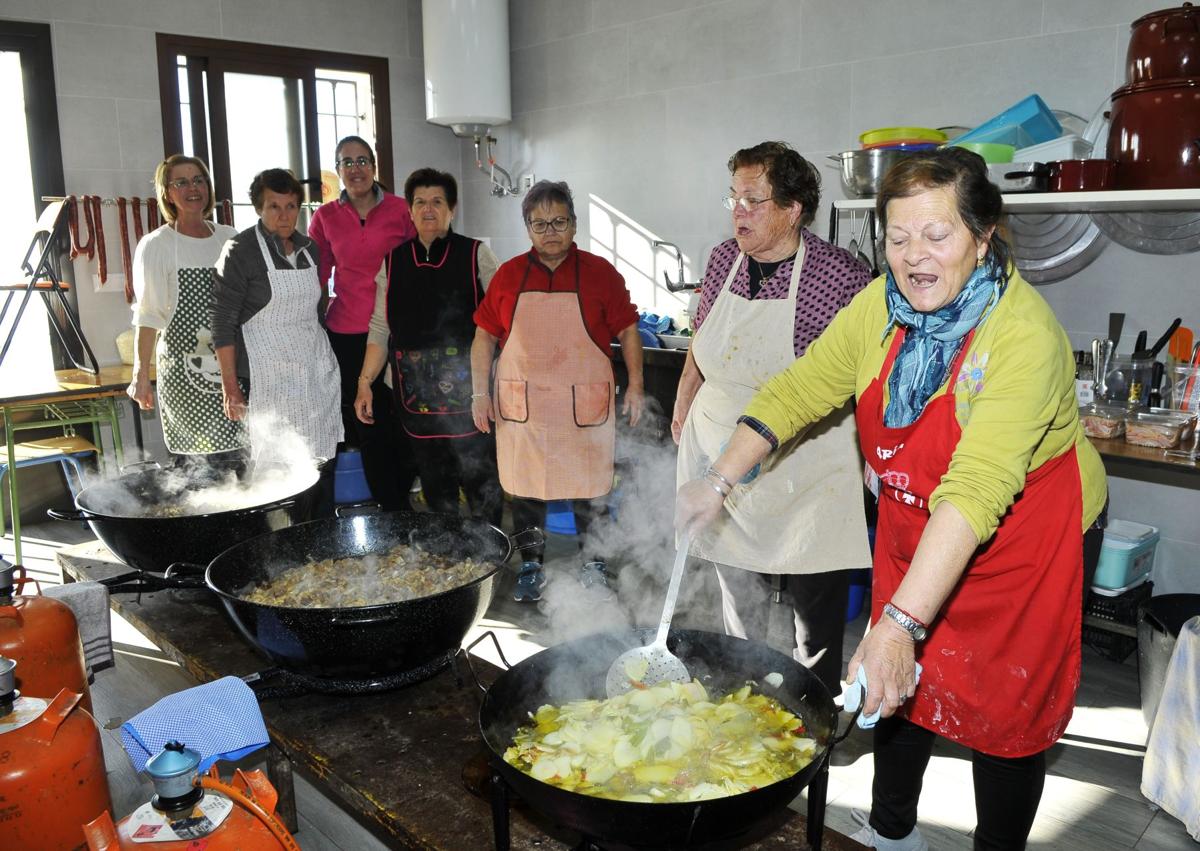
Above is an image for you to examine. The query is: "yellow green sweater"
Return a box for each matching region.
[743,271,1106,543]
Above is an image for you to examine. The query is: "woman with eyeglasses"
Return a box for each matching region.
[212,168,343,513]
[471,180,645,603]
[307,136,418,510]
[354,168,502,525]
[127,154,246,458]
[672,141,872,695]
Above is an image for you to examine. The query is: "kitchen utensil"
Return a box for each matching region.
[853,214,874,271]
[829,149,919,198]
[1096,339,1115,399]
[987,162,1050,192]
[605,535,691,698]
[1092,338,1105,397]
[1135,330,1149,356]
[949,141,1015,163]
[46,461,320,575]
[861,140,941,151]
[1170,326,1194,362]
[1108,78,1200,189]
[859,126,947,147]
[477,628,849,851]
[1109,313,1126,353]
[1007,211,1107,282]
[949,94,1062,148]
[1127,3,1200,82]
[1047,159,1118,192]
[1149,361,1166,408]
[1145,317,1183,360]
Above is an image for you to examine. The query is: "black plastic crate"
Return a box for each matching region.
[1083,624,1138,663]
[1086,580,1153,625]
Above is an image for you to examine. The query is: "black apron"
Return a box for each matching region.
[387,232,483,439]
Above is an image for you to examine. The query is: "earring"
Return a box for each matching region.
[976,254,985,268]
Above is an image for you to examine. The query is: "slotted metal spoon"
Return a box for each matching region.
[605,534,691,697]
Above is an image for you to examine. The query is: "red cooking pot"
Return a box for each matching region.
[1047,159,1118,192]
[1127,3,1200,82]
[1108,77,1200,189]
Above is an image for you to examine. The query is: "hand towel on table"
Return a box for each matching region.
[1142,615,1200,840]
[43,581,113,675]
[120,676,269,773]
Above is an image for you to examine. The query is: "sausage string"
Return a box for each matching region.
[89,195,108,284]
[117,197,134,302]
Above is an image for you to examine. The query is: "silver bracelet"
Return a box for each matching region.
[704,480,729,499]
[705,466,734,490]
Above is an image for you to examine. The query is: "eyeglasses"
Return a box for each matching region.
[337,156,374,170]
[722,195,774,212]
[168,176,207,190]
[528,216,573,234]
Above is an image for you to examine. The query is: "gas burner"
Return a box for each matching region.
[243,653,455,699]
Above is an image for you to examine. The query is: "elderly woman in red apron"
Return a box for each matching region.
[677,148,1107,851]
[471,180,644,603]
[673,141,872,695]
[213,168,343,514]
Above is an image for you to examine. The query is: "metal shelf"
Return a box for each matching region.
[833,188,1200,214]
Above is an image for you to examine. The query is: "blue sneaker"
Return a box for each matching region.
[513,562,546,602]
[580,561,616,600]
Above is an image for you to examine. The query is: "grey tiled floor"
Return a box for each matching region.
[8,517,1195,850]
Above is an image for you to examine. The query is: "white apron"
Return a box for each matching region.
[677,243,870,574]
[242,228,343,463]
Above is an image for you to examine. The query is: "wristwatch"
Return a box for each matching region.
[882,602,928,642]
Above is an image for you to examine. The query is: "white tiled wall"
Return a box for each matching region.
[458,0,1200,591]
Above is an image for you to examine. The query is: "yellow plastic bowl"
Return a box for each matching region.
[859,126,948,147]
[948,141,1015,163]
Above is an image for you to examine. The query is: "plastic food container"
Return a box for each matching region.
[1166,364,1200,412]
[949,142,1015,163]
[859,127,947,147]
[1013,134,1093,163]
[1124,410,1190,448]
[1093,519,1159,591]
[1079,402,1127,439]
[1101,355,1155,407]
[949,95,1063,149]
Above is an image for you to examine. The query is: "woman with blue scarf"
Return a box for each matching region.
[677,148,1106,851]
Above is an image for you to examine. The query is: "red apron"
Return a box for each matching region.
[857,328,1082,757]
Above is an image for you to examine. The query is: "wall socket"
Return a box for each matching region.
[520,173,536,191]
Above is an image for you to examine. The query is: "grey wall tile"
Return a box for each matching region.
[849,28,1119,135]
[511,26,628,112]
[218,0,406,57]
[390,55,429,122]
[628,0,802,93]
[509,0,591,49]
[407,0,424,58]
[53,22,160,100]
[58,97,122,171]
[798,0,1044,68]
[392,118,462,180]
[116,99,165,172]
[1043,0,1166,34]
[591,0,726,29]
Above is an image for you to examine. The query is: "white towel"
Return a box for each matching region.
[1141,614,1200,840]
[43,581,113,675]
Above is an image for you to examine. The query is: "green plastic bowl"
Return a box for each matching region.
[948,141,1015,163]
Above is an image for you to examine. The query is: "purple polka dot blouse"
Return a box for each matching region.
[694,229,872,358]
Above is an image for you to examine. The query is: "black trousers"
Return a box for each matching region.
[870,716,1046,850]
[510,496,607,564]
[326,330,417,511]
[409,432,503,527]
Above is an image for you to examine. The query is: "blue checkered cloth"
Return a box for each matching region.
[120,676,269,773]
[843,662,923,729]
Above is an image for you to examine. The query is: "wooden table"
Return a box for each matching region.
[2,366,135,565]
[59,541,864,851]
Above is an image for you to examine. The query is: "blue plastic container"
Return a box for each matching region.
[846,568,872,621]
[949,95,1062,150]
[334,448,372,504]
[545,500,577,536]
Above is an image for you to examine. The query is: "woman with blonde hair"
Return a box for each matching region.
[127,154,245,457]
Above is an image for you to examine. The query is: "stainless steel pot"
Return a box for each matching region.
[829,149,919,198]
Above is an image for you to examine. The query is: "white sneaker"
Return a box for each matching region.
[848,809,930,850]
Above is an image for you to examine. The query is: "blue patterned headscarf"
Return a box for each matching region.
[882,261,1005,427]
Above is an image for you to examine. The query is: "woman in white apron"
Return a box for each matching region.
[212,169,343,513]
[674,142,872,692]
[127,155,245,458]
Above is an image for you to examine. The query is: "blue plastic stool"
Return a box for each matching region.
[333,448,372,504]
[1,435,95,537]
[545,500,577,536]
[846,568,872,622]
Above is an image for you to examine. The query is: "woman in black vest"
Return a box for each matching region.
[354,168,503,524]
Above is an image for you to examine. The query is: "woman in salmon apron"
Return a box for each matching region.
[127,155,245,458]
[213,169,343,515]
[677,148,1107,851]
[471,180,644,603]
[674,141,872,694]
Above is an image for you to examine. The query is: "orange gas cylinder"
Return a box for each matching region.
[82,742,299,851]
[0,660,112,851]
[0,562,92,714]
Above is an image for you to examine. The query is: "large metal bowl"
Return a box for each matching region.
[830,149,919,198]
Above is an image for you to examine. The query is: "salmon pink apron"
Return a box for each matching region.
[493,255,615,500]
[858,327,1082,757]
